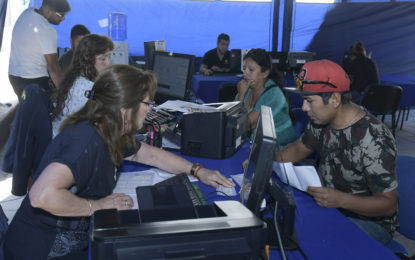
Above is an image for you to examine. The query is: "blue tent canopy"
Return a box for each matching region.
[3,0,415,75]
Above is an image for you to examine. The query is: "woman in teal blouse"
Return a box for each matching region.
[236,48,297,147]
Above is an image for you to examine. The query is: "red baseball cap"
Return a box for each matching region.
[295,59,350,94]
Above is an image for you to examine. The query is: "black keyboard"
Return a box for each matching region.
[145,109,176,125]
[156,173,205,206]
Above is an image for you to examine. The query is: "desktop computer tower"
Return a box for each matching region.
[268,51,288,72]
[144,40,166,70]
[180,102,248,159]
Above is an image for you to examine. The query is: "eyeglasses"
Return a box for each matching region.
[55,12,65,18]
[141,101,156,109]
[295,75,338,91]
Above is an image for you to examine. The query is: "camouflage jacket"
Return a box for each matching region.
[301,109,398,234]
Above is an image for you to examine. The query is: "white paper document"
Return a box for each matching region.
[113,168,198,209]
[230,173,244,187]
[216,178,237,197]
[273,162,321,192]
[155,100,216,113]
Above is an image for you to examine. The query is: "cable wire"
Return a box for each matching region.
[273,201,288,260]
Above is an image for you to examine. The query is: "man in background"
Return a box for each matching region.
[276,59,398,247]
[58,24,90,73]
[200,33,231,76]
[8,0,71,99]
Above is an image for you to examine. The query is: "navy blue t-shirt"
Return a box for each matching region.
[201,48,230,69]
[4,121,141,259]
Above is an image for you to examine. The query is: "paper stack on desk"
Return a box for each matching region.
[114,168,198,209]
[273,162,322,192]
[156,100,215,113]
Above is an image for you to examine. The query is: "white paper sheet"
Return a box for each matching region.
[230,173,244,187]
[113,168,198,209]
[156,100,215,113]
[273,162,321,191]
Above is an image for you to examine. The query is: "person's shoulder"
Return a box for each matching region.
[205,48,217,55]
[14,8,36,26]
[59,121,98,142]
[49,122,106,170]
[58,50,72,61]
[73,76,93,86]
[21,7,35,17]
[354,111,395,139]
[263,80,283,95]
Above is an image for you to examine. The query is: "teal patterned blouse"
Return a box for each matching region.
[237,79,297,147]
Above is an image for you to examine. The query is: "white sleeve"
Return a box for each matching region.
[38,24,57,55]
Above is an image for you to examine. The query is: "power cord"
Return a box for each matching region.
[273,201,288,260]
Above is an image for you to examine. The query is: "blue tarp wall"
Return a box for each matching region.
[5,0,415,76]
[52,0,275,57]
[293,2,415,75]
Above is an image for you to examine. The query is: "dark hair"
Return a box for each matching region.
[350,42,367,57]
[217,33,230,43]
[62,65,157,166]
[70,24,90,39]
[243,48,294,121]
[52,34,114,119]
[42,0,71,13]
[311,92,352,105]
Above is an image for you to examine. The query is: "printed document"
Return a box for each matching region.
[113,168,197,209]
[273,162,321,192]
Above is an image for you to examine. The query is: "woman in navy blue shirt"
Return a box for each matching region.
[4,65,234,259]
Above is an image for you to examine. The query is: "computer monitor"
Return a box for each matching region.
[151,51,195,104]
[240,105,298,250]
[240,105,277,214]
[287,51,316,72]
[144,40,166,70]
[268,51,288,72]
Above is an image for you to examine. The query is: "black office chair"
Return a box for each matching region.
[218,82,238,102]
[360,85,402,136]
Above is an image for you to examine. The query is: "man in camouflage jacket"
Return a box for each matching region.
[276,59,398,246]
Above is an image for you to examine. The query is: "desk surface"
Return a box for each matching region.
[120,142,397,260]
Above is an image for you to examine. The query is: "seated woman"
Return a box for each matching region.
[4,65,235,259]
[342,42,380,103]
[52,33,114,138]
[236,48,297,147]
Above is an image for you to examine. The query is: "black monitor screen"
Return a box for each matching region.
[240,106,298,250]
[268,51,287,72]
[240,105,277,216]
[287,51,315,71]
[152,51,195,102]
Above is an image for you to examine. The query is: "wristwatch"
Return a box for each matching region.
[190,163,201,176]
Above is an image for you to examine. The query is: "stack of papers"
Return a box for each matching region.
[156,100,216,113]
